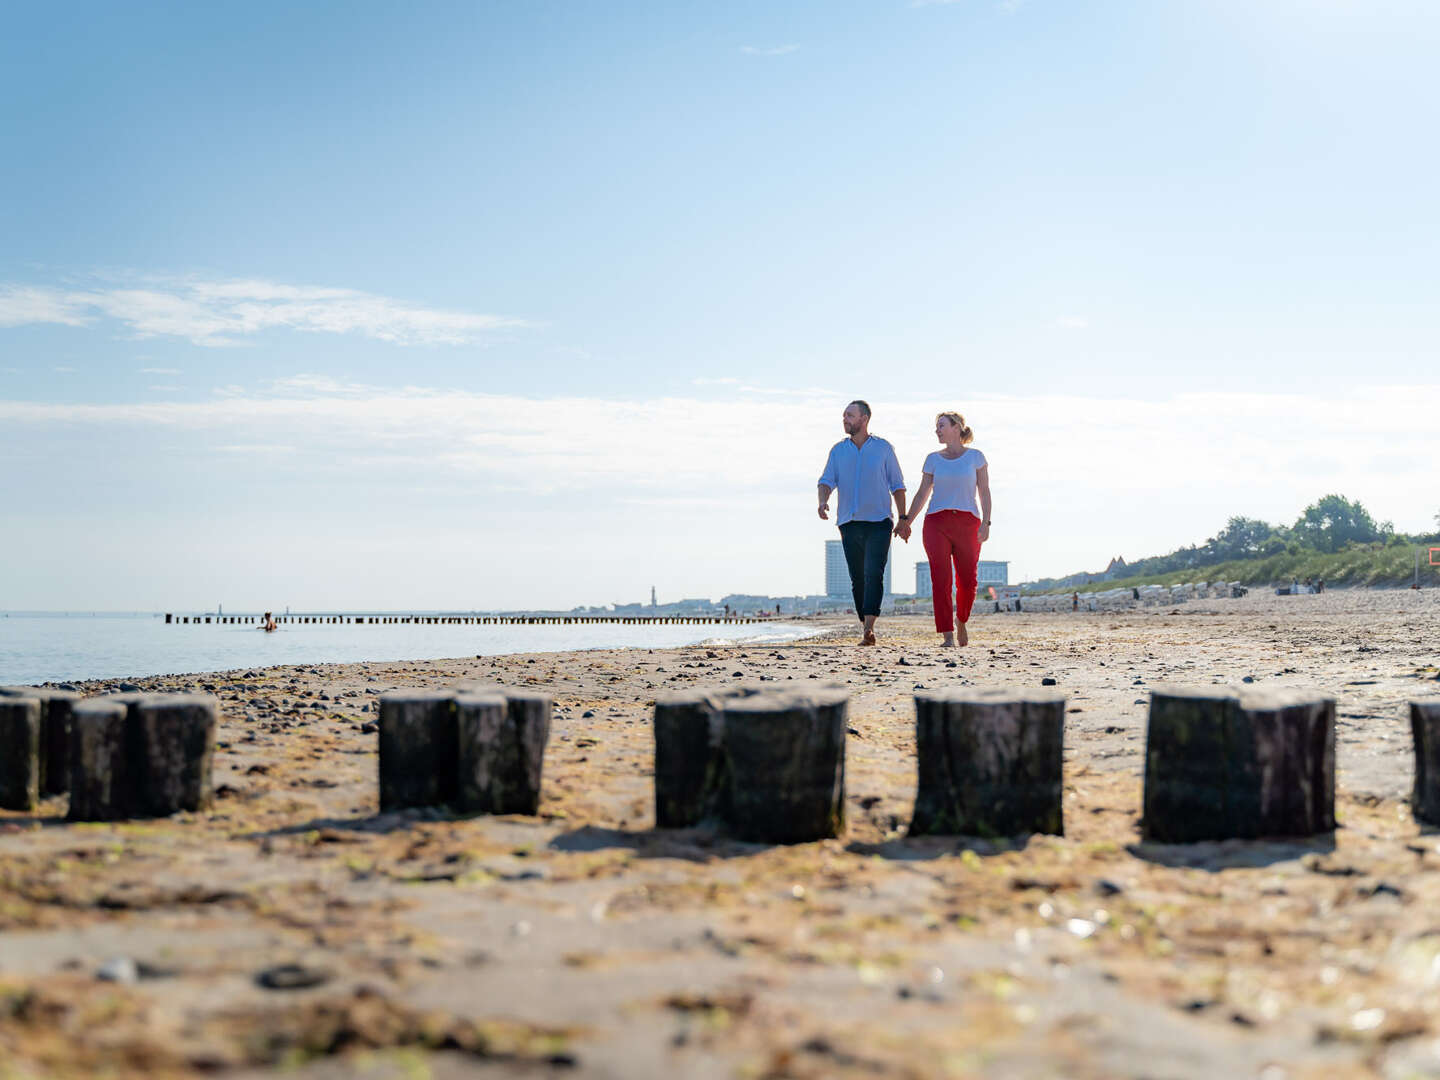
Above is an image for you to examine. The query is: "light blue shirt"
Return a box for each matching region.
[818,435,906,525]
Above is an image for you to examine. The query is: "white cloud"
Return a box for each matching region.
[911,0,1024,9]
[740,44,800,56]
[52,365,76,373]
[0,276,525,347]
[2,380,1437,599]
[1057,316,1089,329]
[139,367,181,375]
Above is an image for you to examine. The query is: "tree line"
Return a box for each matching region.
[1030,496,1440,591]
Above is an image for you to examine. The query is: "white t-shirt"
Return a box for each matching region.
[923,448,988,519]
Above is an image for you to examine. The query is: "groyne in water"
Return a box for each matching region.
[165,613,777,626]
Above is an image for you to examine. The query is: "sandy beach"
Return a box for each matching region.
[3,589,1440,1079]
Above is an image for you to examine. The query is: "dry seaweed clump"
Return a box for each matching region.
[0,977,579,1078]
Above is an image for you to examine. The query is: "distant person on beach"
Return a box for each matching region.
[818,400,907,646]
[262,611,277,632]
[895,411,990,647]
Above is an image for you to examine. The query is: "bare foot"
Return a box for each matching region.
[862,630,877,646]
[956,623,969,646]
[940,633,956,647]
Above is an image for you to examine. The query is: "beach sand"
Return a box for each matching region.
[2,589,1439,1079]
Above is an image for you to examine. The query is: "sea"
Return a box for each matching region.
[0,612,829,685]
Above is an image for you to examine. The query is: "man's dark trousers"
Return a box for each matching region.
[839,520,891,620]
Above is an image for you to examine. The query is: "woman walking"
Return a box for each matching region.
[895,412,991,646]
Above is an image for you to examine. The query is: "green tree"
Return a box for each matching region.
[1209,516,1275,560]
[1292,495,1383,554]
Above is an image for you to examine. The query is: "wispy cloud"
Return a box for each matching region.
[2,380,1437,593]
[1057,316,1089,329]
[139,367,182,375]
[911,0,1024,9]
[740,44,799,56]
[0,275,526,347]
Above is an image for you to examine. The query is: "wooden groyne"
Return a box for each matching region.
[164,614,776,626]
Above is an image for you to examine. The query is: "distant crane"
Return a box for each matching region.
[651,586,657,608]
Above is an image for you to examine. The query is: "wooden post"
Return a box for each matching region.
[909,688,1065,837]
[1143,687,1335,842]
[378,691,458,810]
[67,694,216,821]
[0,697,41,810]
[1,687,80,796]
[653,690,731,827]
[1410,700,1440,824]
[455,691,550,814]
[720,688,848,844]
[127,694,217,815]
[68,699,131,820]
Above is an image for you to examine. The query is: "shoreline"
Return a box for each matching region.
[3,591,1440,1077]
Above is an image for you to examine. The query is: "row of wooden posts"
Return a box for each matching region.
[4,682,1439,844]
[164,614,772,626]
[377,684,1435,845]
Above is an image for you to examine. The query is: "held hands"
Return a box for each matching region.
[893,518,912,542]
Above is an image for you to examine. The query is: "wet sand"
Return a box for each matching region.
[2,589,1439,1079]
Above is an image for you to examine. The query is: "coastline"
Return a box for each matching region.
[2,591,1439,1077]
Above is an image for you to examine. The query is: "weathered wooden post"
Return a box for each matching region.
[127,694,217,816]
[908,688,1065,837]
[378,691,458,811]
[69,699,130,819]
[653,690,729,827]
[2,687,81,797]
[455,690,550,814]
[1142,687,1335,842]
[67,694,217,821]
[0,697,41,811]
[1409,700,1440,824]
[720,688,848,843]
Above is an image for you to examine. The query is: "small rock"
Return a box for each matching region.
[360,721,378,734]
[118,682,141,692]
[256,963,332,990]
[1095,879,1124,896]
[582,710,595,718]
[1041,677,1058,686]
[1242,675,1255,684]
[96,956,138,983]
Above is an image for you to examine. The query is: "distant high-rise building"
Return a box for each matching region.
[915,558,1009,596]
[978,560,1009,586]
[825,540,892,602]
[824,540,848,598]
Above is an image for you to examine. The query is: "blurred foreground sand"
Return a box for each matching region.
[2,589,1439,1079]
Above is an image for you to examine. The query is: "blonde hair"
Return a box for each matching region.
[936,411,974,445]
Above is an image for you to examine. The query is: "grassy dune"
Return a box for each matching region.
[1067,540,1440,594]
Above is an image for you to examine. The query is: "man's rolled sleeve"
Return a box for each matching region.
[885,445,905,492]
[818,447,839,489]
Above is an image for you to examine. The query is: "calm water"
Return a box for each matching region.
[0,613,827,685]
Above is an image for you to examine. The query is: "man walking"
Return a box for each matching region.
[818,400,907,646]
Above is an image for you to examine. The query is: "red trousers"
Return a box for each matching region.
[923,510,981,632]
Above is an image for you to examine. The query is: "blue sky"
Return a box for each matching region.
[3,1,1438,609]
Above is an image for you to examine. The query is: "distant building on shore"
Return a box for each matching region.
[824,540,892,604]
[915,558,1009,597]
[979,560,1009,587]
